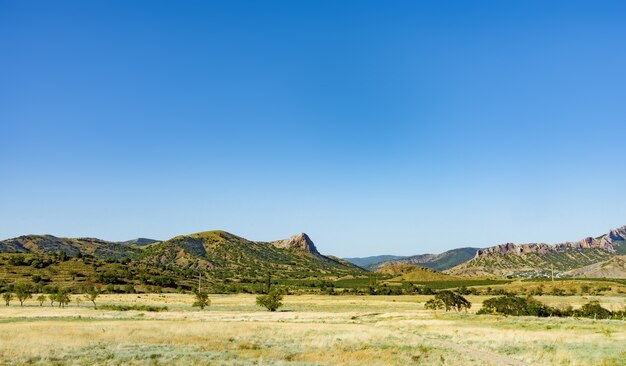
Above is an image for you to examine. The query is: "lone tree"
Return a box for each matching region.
[48,293,56,307]
[36,294,46,306]
[256,289,283,312]
[85,287,100,309]
[15,283,34,307]
[192,289,211,310]
[427,290,471,312]
[2,292,12,306]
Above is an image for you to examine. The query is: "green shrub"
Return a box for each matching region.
[478,295,555,316]
[573,300,612,319]
[256,290,284,311]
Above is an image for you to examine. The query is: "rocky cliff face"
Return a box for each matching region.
[600,226,626,247]
[473,226,626,258]
[271,233,320,255]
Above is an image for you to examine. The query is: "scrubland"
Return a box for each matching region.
[0,294,624,365]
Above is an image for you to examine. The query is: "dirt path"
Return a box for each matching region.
[425,337,530,366]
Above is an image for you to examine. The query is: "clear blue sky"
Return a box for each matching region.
[1,1,625,257]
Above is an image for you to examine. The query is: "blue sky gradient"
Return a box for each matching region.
[2,1,625,256]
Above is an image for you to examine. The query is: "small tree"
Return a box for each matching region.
[192,290,210,310]
[256,289,283,312]
[56,289,71,308]
[2,292,12,306]
[48,293,56,307]
[36,294,46,306]
[85,287,100,309]
[15,283,34,307]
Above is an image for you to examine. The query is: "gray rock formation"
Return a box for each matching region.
[271,233,320,255]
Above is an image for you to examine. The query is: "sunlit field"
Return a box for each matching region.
[0,294,624,365]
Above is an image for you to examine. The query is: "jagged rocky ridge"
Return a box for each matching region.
[473,226,626,257]
[448,226,626,277]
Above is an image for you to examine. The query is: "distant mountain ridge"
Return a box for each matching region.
[345,247,479,272]
[119,238,160,246]
[342,255,407,268]
[448,226,626,277]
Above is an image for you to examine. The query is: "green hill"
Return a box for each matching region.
[141,230,362,280]
[376,264,461,281]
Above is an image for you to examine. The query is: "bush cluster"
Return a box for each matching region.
[477,295,625,320]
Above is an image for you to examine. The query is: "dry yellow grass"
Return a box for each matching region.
[0,294,624,365]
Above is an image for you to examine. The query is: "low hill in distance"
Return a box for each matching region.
[120,238,161,246]
[376,264,460,281]
[342,255,407,269]
[364,247,480,272]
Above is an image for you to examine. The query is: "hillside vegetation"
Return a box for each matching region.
[377,264,460,281]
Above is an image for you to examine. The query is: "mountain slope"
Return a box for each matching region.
[342,255,407,268]
[448,226,626,278]
[369,247,480,271]
[565,256,626,278]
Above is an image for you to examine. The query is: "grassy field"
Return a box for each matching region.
[0,294,624,365]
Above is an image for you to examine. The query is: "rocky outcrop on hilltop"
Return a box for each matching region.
[271,233,320,255]
[600,226,626,247]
